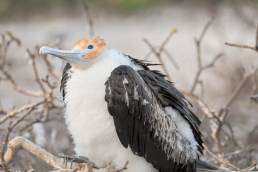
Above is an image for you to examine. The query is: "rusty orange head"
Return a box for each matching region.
[39,36,106,65]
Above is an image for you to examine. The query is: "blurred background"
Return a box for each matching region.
[0,0,258,171]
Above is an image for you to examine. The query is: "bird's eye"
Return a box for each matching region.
[87,44,94,49]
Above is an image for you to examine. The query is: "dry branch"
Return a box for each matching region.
[0,31,62,171]
[225,23,258,105]
[0,69,42,97]
[0,137,89,170]
[0,137,132,172]
[0,31,21,68]
[0,122,12,171]
[27,48,47,93]
[143,38,173,79]
[190,20,224,94]
[225,23,258,53]
[0,101,44,125]
[212,70,256,152]
[225,42,257,53]
[143,29,179,80]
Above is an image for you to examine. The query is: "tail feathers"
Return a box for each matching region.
[197,160,218,170]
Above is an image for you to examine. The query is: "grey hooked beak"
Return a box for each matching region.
[39,46,89,64]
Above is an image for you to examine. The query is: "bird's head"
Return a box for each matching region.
[39,36,106,68]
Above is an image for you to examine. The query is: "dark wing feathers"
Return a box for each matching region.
[138,70,203,153]
[126,54,161,70]
[126,55,203,152]
[105,65,197,172]
[127,55,203,152]
[60,63,72,102]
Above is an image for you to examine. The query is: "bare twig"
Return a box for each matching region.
[225,23,258,53]
[183,92,216,119]
[225,24,258,107]
[0,107,35,171]
[0,32,21,68]
[212,69,257,152]
[191,50,223,94]
[143,29,178,80]
[0,137,77,170]
[159,29,177,53]
[143,38,172,80]
[0,137,131,172]
[226,73,253,109]
[163,49,180,70]
[202,53,224,70]
[190,20,224,94]
[199,20,213,44]
[27,48,47,93]
[0,122,12,172]
[204,146,240,171]
[225,42,257,52]
[0,101,44,125]
[0,69,42,97]
[41,54,59,80]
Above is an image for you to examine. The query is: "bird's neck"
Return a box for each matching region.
[71,49,139,80]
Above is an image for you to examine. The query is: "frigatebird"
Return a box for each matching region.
[40,36,215,172]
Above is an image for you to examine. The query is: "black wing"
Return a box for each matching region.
[138,70,203,153]
[60,63,72,102]
[105,65,202,172]
[126,55,203,152]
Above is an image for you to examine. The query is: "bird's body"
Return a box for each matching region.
[40,36,204,172]
[64,50,156,171]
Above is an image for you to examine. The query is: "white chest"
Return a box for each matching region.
[65,58,118,160]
